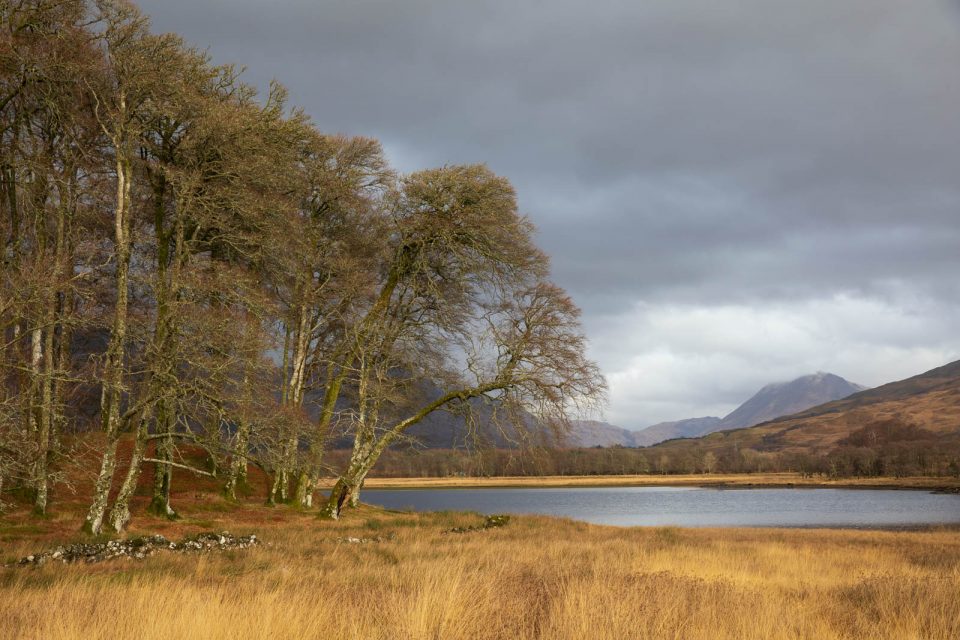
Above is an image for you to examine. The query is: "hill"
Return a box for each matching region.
[554,372,867,448]
[650,359,960,460]
[631,417,723,447]
[720,372,866,429]
[631,372,865,446]
[567,420,643,447]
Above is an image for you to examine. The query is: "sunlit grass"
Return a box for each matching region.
[1,502,958,639]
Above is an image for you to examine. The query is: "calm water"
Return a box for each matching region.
[361,486,960,528]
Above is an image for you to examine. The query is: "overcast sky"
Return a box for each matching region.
[138,0,960,428]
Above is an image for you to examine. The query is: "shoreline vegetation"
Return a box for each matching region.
[2,469,958,638]
[354,472,960,492]
[2,498,959,640]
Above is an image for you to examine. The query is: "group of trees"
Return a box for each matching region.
[0,0,604,531]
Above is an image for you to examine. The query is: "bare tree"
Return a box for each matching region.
[0,2,606,533]
[315,165,605,518]
[105,65,310,531]
[269,132,391,506]
[83,0,191,534]
[1,0,100,514]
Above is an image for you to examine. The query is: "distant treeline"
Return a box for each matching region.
[354,430,960,479]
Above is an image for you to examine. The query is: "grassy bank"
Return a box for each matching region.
[1,497,959,639]
[356,472,960,490]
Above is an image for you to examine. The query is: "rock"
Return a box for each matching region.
[13,531,260,567]
[444,514,511,535]
[335,534,395,544]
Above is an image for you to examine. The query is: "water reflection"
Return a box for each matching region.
[361,487,960,528]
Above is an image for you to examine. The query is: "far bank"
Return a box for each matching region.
[352,472,960,492]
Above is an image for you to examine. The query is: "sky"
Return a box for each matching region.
[138,0,960,429]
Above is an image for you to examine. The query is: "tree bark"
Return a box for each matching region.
[268,470,282,505]
[321,383,504,519]
[84,137,133,535]
[148,400,175,518]
[107,414,149,533]
[224,418,249,500]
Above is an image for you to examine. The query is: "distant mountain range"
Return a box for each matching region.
[570,372,866,447]
[649,358,960,457]
[630,417,724,447]
[323,369,877,452]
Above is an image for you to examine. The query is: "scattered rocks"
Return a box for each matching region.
[15,532,259,567]
[444,514,510,534]
[335,534,395,544]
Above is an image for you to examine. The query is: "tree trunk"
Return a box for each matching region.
[107,416,149,533]
[349,469,371,509]
[146,173,184,520]
[268,471,282,505]
[33,174,70,515]
[224,418,249,500]
[148,403,176,518]
[283,301,310,507]
[320,441,373,520]
[321,383,503,520]
[84,143,133,535]
[33,318,54,514]
[293,470,313,508]
[319,475,355,520]
[85,444,118,534]
[29,324,46,514]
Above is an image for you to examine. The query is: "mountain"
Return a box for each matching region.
[719,372,866,430]
[328,371,869,451]
[651,359,960,456]
[567,420,643,447]
[630,372,865,446]
[631,417,722,447]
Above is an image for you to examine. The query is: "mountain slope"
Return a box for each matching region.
[631,372,865,446]
[632,417,722,447]
[567,420,642,447]
[762,360,960,424]
[720,372,866,430]
[652,359,960,456]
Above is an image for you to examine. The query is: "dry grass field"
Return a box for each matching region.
[1,495,959,640]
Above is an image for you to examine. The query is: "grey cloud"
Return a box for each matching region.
[138,0,960,424]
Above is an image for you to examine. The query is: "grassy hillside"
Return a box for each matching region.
[650,360,960,462]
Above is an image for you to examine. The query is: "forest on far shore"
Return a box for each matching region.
[348,424,960,479]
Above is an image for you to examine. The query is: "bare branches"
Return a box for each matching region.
[0,1,605,531]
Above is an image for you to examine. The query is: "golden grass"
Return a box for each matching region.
[356,472,960,490]
[1,502,959,640]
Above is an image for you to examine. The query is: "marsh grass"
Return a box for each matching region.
[1,502,958,640]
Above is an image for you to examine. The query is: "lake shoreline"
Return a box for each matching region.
[5,505,957,639]
[361,483,960,529]
[356,473,960,493]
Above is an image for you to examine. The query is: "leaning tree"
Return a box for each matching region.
[313,165,606,519]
